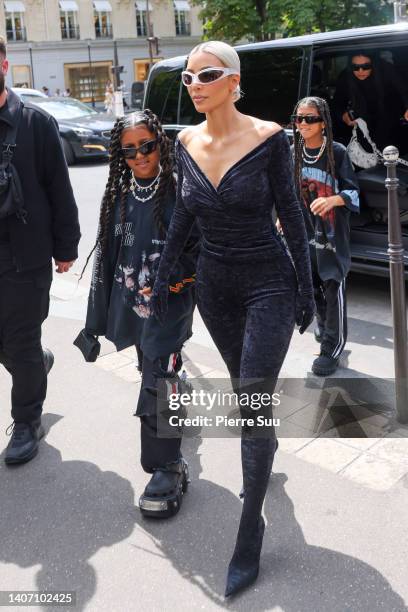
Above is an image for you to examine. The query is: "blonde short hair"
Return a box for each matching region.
[189,40,242,102]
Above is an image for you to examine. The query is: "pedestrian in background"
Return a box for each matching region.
[79,109,198,519]
[104,82,114,114]
[290,96,360,375]
[0,37,81,465]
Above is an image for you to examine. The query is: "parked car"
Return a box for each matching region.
[22,96,115,165]
[12,87,48,102]
[143,24,408,278]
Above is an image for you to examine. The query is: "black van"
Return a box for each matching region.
[143,23,408,277]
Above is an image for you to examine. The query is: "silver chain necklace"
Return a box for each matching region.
[129,170,161,203]
[302,136,327,164]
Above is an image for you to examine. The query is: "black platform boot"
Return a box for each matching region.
[225,436,275,597]
[139,458,189,519]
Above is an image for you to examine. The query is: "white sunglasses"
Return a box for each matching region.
[181,67,240,86]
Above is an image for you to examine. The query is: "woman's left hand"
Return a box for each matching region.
[310,195,344,217]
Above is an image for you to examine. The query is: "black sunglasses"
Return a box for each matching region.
[351,62,372,71]
[121,139,159,159]
[291,115,323,125]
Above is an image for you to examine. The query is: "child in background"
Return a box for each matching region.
[290,96,360,375]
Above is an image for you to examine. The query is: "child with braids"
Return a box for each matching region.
[82,110,199,517]
[288,96,360,375]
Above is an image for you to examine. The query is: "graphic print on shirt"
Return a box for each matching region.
[113,221,164,318]
[301,166,337,253]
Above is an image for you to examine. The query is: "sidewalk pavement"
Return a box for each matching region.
[0,277,407,611]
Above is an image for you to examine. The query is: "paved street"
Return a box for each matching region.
[0,162,407,611]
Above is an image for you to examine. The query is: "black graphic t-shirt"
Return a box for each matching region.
[295,141,360,282]
[85,179,199,359]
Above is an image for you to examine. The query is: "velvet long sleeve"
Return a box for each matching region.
[268,133,314,298]
[150,140,196,321]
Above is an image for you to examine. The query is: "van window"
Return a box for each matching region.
[237,48,304,127]
[311,45,408,155]
[146,68,180,124]
[179,85,202,126]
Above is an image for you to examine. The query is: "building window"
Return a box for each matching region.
[134,57,161,82]
[12,64,31,87]
[93,1,113,38]
[59,1,79,39]
[64,61,113,103]
[174,1,190,36]
[4,1,26,42]
[135,1,153,36]
[136,10,148,36]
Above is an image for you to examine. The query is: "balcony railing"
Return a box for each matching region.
[61,25,80,40]
[175,22,191,36]
[95,24,113,38]
[6,27,27,42]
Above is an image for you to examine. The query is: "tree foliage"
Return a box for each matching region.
[190,0,394,42]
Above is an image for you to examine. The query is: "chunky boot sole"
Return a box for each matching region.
[312,360,339,376]
[139,460,189,519]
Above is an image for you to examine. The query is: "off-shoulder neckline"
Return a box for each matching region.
[177,128,284,192]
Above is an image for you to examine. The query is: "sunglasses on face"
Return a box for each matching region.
[291,115,323,125]
[181,67,240,86]
[352,62,372,71]
[121,139,159,159]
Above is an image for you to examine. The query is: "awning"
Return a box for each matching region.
[4,1,25,12]
[93,0,112,11]
[174,0,190,10]
[135,0,153,10]
[59,0,79,11]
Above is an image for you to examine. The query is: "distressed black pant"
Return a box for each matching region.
[0,265,52,425]
[136,345,183,473]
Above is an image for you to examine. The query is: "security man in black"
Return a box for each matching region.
[0,41,80,465]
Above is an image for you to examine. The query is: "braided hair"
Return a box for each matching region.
[292,96,336,199]
[80,109,174,278]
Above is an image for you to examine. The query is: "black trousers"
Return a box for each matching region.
[312,265,347,359]
[0,266,52,425]
[135,345,183,473]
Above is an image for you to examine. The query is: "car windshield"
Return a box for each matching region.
[29,98,98,120]
[19,93,45,103]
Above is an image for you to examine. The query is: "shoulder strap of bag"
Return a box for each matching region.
[2,100,23,164]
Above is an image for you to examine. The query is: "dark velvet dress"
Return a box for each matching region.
[154,130,313,386]
[152,128,314,593]
[151,128,314,596]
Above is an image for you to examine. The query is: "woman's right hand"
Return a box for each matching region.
[342,112,357,127]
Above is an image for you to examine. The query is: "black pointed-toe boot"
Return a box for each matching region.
[225,436,276,598]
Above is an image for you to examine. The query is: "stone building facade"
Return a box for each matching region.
[0,0,203,101]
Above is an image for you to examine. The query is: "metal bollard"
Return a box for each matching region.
[383,145,408,423]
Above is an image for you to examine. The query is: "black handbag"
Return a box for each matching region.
[0,101,26,222]
[73,329,101,362]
